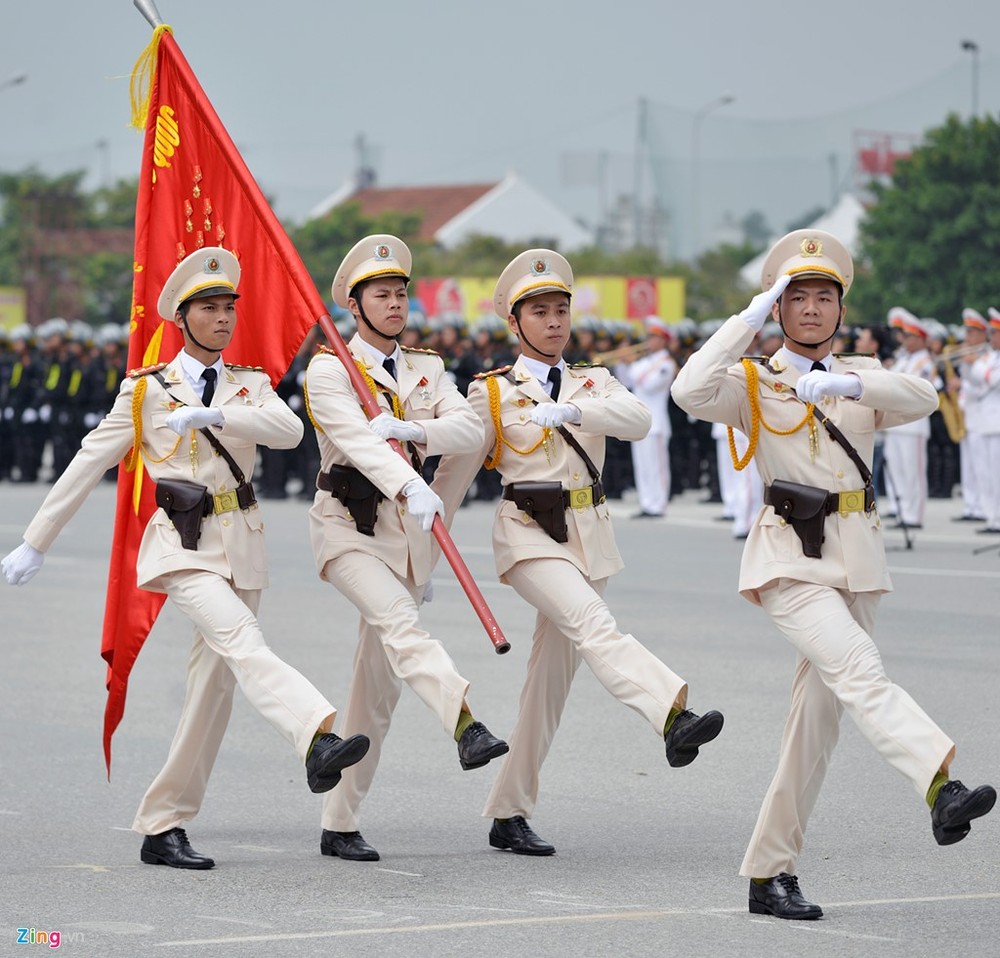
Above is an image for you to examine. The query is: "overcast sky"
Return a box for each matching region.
[2,0,997,256]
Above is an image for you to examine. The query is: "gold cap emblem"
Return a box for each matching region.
[204,256,222,273]
[375,244,391,259]
[531,258,550,275]
[800,237,823,257]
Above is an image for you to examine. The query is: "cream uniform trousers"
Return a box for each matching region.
[132,573,335,835]
[485,558,686,820]
[739,579,954,878]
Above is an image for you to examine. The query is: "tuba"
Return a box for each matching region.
[937,347,967,443]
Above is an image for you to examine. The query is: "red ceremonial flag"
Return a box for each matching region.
[101,24,327,774]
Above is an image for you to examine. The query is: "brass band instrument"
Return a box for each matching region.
[937,347,969,443]
[591,341,648,365]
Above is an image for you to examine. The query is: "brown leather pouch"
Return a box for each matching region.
[156,478,210,550]
[505,481,569,543]
[765,479,830,559]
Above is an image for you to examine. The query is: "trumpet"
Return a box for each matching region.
[941,342,989,362]
[591,341,648,365]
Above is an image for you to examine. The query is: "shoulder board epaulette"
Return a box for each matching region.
[833,352,876,359]
[127,362,169,379]
[225,362,266,372]
[744,356,772,364]
[401,345,440,356]
[474,364,513,380]
[569,360,596,369]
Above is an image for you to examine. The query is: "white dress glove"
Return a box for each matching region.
[164,406,226,435]
[530,403,582,428]
[2,541,45,586]
[402,477,445,532]
[368,412,427,444]
[737,274,791,333]
[795,370,863,403]
[21,408,39,424]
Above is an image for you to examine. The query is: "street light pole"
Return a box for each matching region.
[691,92,734,261]
[960,40,979,118]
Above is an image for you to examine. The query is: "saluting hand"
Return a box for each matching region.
[164,406,226,435]
[796,370,862,403]
[738,274,791,332]
[530,403,582,428]
[2,541,45,586]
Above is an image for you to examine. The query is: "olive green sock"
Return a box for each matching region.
[751,877,771,885]
[663,707,681,736]
[306,730,324,761]
[926,771,949,808]
[454,710,475,742]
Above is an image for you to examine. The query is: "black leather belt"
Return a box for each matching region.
[763,484,874,516]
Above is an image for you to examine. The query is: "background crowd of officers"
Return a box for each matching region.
[3,306,998,526]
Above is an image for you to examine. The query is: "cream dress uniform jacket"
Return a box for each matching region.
[304,334,485,833]
[434,355,689,822]
[22,353,336,836]
[672,316,956,878]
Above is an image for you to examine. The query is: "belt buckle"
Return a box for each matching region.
[568,486,593,510]
[213,490,240,514]
[837,489,865,516]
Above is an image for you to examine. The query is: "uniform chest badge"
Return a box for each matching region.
[237,386,252,405]
[417,376,431,402]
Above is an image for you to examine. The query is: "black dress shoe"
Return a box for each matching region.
[630,511,664,519]
[489,816,555,856]
[931,780,997,845]
[306,732,371,793]
[457,721,509,770]
[952,514,986,522]
[976,527,1000,535]
[320,829,380,861]
[748,873,823,920]
[140,827,215,870]
[891,521,922,529]
[664,709,724,767]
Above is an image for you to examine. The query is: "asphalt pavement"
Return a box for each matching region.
[1,481,997,958]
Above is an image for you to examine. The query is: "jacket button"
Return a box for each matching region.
[222,518,231,527]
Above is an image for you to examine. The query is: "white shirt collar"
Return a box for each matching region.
[356,339,401,371]
[178,350,224,390]
[520,355,566,391]
[776,348,829,375]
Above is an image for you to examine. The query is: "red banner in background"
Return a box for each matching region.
[102,26,326,774]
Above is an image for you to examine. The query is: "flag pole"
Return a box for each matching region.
[315,313,510,655]
[133,0,164,28]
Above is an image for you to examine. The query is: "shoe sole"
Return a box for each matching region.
[140,850,215,869]
[488,834,555,856]
[933,786,997,845]
[308,737,372,793]
[748,899,822,920]
[666,712,725,767]
[320,844,380,862]
[460,741,510,771]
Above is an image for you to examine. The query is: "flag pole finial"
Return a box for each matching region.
[133,0,165,28]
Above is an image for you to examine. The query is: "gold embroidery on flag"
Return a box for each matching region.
[153,105,180,169]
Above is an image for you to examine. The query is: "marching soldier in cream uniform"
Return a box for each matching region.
[304,235,507,863]
[672,230,995,920]
[434,250,724,856]
[1,249,369,870]
[617,315,678,518]
[882,308,936,528]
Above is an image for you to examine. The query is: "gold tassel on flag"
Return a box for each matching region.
[129,24,173,130]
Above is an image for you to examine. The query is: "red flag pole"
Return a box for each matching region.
[315,313,510,655]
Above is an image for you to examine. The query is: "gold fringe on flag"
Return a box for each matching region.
[129,24,173,130]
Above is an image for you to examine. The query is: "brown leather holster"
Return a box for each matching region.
[318,464,384,537]
[764,480,831,559]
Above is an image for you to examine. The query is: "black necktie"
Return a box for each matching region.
[201,367,217,406]
[810,360,826,372]
[547,366,561,398]
[382,356,396,381]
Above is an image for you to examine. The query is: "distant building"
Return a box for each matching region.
[309,170,594,252]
